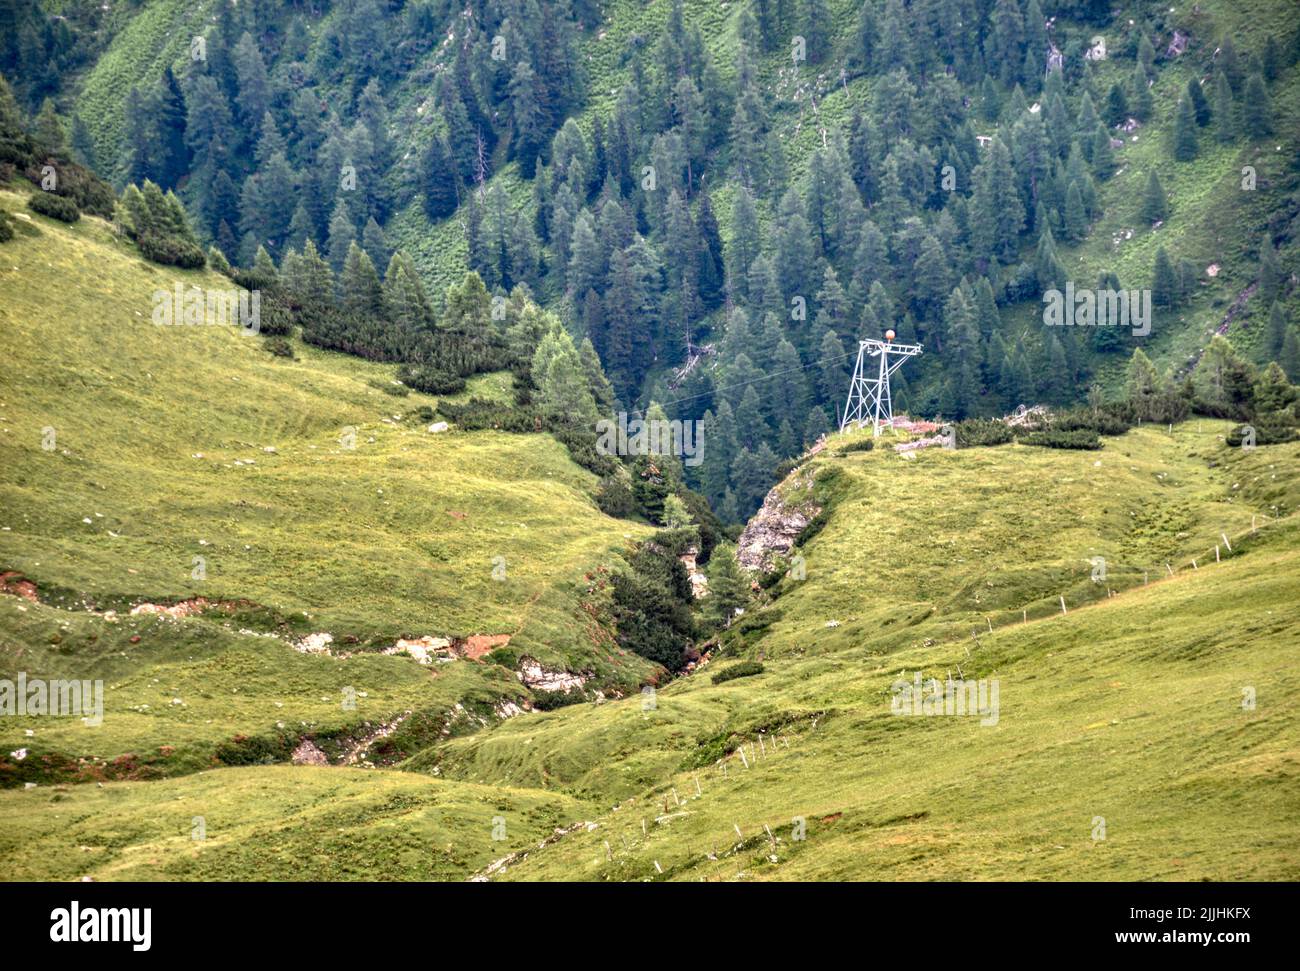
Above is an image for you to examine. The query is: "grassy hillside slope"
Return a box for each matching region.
[402,425,1300,881]
[0,187,654,782]
[5,405,1295,879]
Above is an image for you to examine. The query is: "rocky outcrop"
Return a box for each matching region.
[679,547,708,599]
[736,467,821,572]
[517,657,588,692]
[291,739,328,765]
[385,635,452,664]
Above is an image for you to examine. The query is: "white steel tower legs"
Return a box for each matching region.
[839,339,923,436]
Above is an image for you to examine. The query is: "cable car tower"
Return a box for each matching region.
[840,330,922,436]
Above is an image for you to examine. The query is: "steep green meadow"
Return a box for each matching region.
[4,0,1298,883]
[410,426,1300,881]
[4,346,1295,877]
[0,186,654,783]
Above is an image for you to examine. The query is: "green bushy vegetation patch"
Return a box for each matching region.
[710,660,764,685]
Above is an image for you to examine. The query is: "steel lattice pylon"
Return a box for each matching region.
[840,338,923,435]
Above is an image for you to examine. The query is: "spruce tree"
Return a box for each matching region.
[1105,82,1128,126]
[1063,181,1087,241]
[1266,301,1289,360]
[1130,65,1154,121]
[1141,171,1168,224]
[422,135,459,220]
[1091,125,1116,180]
[1241,73,1273,137]
[1213,71,1235,143]
[1152,246,1178,307]
[1186,76,1211,126]
[340,241,383,317]
[1172,96,1198,161]
[1258,242,1283,304]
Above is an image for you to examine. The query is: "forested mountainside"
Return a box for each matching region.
[3,0,1299,523]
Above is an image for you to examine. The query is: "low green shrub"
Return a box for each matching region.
[955,418,1014,447]
[1053,408,1132,436]
[711,660,765,684]
[836,438,875,454]
[398,364,467,395]
[531,687,586,710]
[595,474,636,517]
[1019,429,1103,450]
[28,190,79,222]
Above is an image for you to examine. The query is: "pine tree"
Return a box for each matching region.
[30,98,63,157]
[122,86,158,186]
[1091,125,1116,180]
[1137,33,1156,79]
[533,326,598,427]
[986,0,1026,87]
[1192,334,1255,418]
[421,134,458,220]
[1063,181,1087,242]
[1172,96,1198,161]
[508,60,546,178]
[802,0,832,64]
[231,32,270,128]
[803,405,831,445]
[1281,327,1300,382]
[1259,242,1283,304]
[1152,246,1178,307]
[1105,82,1128,127]
[287,203,313,254]
[1141,171,1168,224]
[326,199,356,275]
[340,240,383,317]
[1130,64,1154,121]
[1241,73,1273,137]
[1213,71,1235,142]
[970,137,1025,266]
[1186,76,1211,126]
[1266,301,1289,360]
[705,545,746,626]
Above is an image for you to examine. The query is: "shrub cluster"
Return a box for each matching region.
[27,190,78,222]
[595,474,637,518]
[398,363,466,395]
[1019,429,1103,450]
[711,660,765,684]
[954,418,1014,448]
[530,687,586,711]
[1050,403,1129,434]
[120,181,205,268]
[611,542,695,673]
[836,438,875,454]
